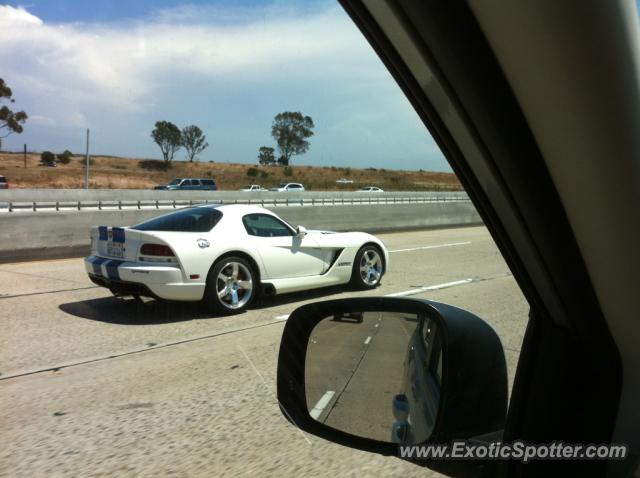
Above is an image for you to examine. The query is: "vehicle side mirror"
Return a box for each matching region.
[277,297,508,475]
[296,225,308,238]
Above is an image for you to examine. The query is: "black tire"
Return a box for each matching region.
[350,245,384,290]
[203,256,257,315]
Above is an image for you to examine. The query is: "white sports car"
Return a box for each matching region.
[84,204,388,314]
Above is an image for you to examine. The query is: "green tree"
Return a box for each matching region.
[271,111,314,166]
[57,149,73,164]
[151,121,181,162]
[40,151,55,166]
[181,125,209,162]
[0,78,28,151]
[258,146,276,165]
[246,167,258,178]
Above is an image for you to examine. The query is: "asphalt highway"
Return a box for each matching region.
[306,312,414,443]
[0,226,529,477]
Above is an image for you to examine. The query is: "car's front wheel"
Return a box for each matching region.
[351,245,384,290]
[204,256,256,314]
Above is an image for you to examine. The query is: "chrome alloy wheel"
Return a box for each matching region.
[215,261,253,309]
[359,249,383,286]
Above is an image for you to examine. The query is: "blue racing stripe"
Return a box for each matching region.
[105,260,124,280]
[98,226,108,241]
[112,227,125,243]
[90,256,109,276]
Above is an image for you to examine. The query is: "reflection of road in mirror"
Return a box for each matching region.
[305,312,420,443]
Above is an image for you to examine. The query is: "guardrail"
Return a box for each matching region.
[2,194,470,212]
[0,190,470,212]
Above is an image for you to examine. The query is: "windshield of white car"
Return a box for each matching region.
[131,207,223,232]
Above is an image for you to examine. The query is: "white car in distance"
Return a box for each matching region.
[336,178,354,184]
[269,182,305,192]
[241,184,265,192]
[84,204,388,315]
[359,186,384,192]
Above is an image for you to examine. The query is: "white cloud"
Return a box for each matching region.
[0,4,378,110]
[0,4,449,171]
[0,5,42,26]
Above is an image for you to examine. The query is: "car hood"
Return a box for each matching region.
[307,229,337,235]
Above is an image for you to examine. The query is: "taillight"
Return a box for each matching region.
[140,243,174,257]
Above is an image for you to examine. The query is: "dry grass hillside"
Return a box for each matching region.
[0,152,462,191]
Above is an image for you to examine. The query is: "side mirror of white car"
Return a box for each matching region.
[296,225,308,237]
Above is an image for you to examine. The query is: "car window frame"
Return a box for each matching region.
[339,2,622,474]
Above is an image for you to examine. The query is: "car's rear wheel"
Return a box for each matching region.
[351,245,384,289]
[204,257,256,314]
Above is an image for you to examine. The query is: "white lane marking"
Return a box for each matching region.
[389,241,471,253]
[274,277,471,322]
[364,336,372,345]
[385,279,473,297]
[310,391,336,420]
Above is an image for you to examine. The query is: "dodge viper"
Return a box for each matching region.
[84,204,388,313]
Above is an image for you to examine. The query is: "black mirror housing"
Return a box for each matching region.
[277,297,508,472]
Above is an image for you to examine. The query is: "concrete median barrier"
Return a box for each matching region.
[0,201,481,262]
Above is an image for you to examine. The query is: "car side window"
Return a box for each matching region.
[243,214,294,237]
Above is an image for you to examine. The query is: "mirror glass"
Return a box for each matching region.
[305,310,442,444]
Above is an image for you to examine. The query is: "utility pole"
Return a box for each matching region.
[23,144,27,168]
[84,128,90,189]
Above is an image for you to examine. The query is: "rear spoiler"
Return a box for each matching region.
[91,226,167,245]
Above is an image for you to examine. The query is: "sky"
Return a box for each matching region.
[0,1,450,171]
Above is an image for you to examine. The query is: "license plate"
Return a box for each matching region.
[107,242,124,258]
